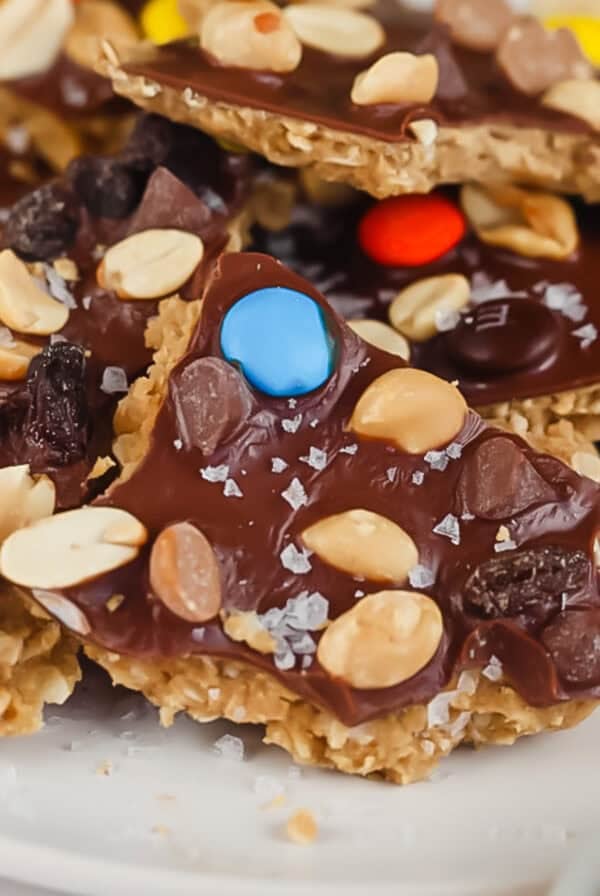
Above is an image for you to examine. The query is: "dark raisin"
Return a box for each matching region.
[3,183,79,260]
[24,342,89,465]
[542,610,600,686]
[68,156,146,219]
[463,546,590,621]
[123,114,174,169]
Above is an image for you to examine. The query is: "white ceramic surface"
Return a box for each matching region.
[0,665,598,896]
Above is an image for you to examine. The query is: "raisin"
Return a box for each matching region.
[68,156,146,219]
[24,342,89,465]
[463,546,590,621]
[123,114,174,169]
[3,183,80,260]
[542,610,600,686]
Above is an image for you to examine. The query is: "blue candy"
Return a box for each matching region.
[220,287,334,397]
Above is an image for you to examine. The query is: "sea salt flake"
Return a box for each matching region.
[300,447,327,471]
[213,734,245,761]
[50,333,67,344]
[354,589,365,598]
[573,323,598,348]
[282,414,302,433]
[281,477,308,511]
[191,627,205,642]
[425,450,449,472]
[288,398,297,409]
[173,439,183,451]
[274,647,296,671]
[412,470,425,486]
[386,466,397,483]
[43,263,77,308]
[280,544,312,575]
[82,295,93,310]
[435,308,461,332]
[101,366,128,394]
[340,444,358,455]
[446,442,463,460]
[433,513,460,545]
[301,655,313,670]
[309,419,319,428]
[287,631,316,654]
[201,464,229,483]
[271,457,288,473]
[223,478,243,498]
[408,564,436,588]
[482,656,503,682]
[253,775,284,802]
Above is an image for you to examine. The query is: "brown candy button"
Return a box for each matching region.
[444,298,561,375]
[434,0,514,52]
[455,436,556,520]
[170,356,254,455]
[542,610,600,686]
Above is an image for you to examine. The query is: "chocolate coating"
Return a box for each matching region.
[252,187,600,407]
[8,54,118,120]
[122,4,598,145]
[39,253,600,727]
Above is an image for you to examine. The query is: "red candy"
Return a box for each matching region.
[358,194,466,267]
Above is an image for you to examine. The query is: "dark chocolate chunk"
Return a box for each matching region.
[170,356,254,454]
[126,167,216,237]
[463,546,590,621]
[68,156,147,219]
[445,298,561,374]
[123,114,175,169]
[24,342,89,466]
[416,28,469,100]
[456,435,556,519]
[542,610,600,685]
[3,183,80,260]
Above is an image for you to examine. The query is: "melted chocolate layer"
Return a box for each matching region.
[252,188,600,406]
[122,5,597,144]
[9,54,120,120]
[49,253,600,727]
[0,117,253,507]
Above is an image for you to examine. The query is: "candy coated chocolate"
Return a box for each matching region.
[220,287,334,397]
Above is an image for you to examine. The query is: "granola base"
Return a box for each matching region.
[99,45,600,202]
[86,644,596,784]
[0,587,81,736]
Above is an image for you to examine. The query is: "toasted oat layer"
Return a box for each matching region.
[99,45,600,202]
[0,588,81,736]
[87,645,595,783]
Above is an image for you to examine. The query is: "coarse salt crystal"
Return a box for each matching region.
[340,444,358,455]
[213,734,245,761]
[446,442,463,460]
[427,691,456,728]
[253,775,284,802]
[288,398,297,409]
[82,295,93,310]
[300,447,327,471]
[43,263,77,309]
[482,656,503,682]
[173,439,183,451]
[412,470,425,486]
[301,654,313,670]
[494,539,517,553]
[408,564,436,589]
[281,477,308,511]
[354,589,365,598]
[282,414,302,433]
[191,627,205,642]
[386,467,397,483]
[435,308,461,332]
[223,478,243,498]
[271,457,288,473]
[309,419,319,428]
[101,366,128,394]
[201,464,229,483]
[424,450,449,472]
[280,544,312,575]
[573,323,598,348]
[433,513,460,545]
[274,647,296,671]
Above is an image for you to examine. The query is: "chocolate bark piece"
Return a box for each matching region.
[6,251,599,783]
[0,115,254,508]
[251,180,600,459]
[98,3,600,201]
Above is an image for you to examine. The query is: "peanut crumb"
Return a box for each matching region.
[106,594,125,613]
[53,258,79,281]
[496,525,511,542]
[264,793,287,810]
[87,455,117,481]
[151,824,171,837]
[96,760,113,776]
[286,809,318,845]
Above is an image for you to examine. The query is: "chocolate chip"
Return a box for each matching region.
[170,357,254,455]
[497,18,593,96]
[542,610,600,686]
[68,156,146,219]
[464,546,590,621]
[126,168,215,237]
[445,298,561,375]
[434,0,514,52]
[3,183,80,261]
[456,436,556,520]
[25,342,89,466]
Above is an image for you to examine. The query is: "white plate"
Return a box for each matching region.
[0,664,598,896]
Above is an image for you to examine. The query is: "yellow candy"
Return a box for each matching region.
[141,0,189,44]
[544,15,600,66]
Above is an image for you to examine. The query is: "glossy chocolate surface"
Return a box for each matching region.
[122,4,597,144]
[48,253,600,726]
[252,188,600,406]
[9,54,120,120]
[0,117,253,506]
